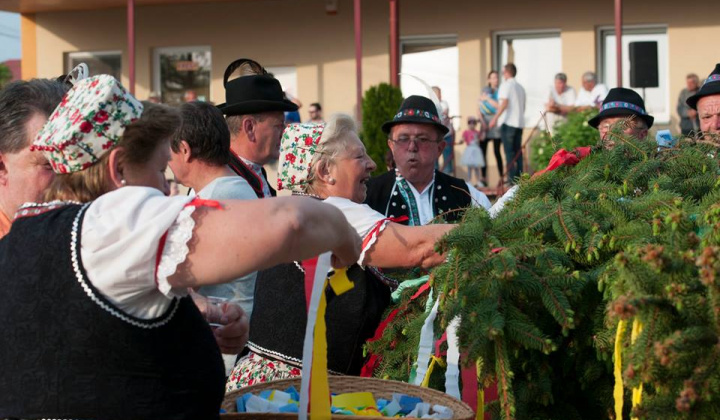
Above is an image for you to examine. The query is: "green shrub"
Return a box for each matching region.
[361,83,403,175]
[530,109,599,170]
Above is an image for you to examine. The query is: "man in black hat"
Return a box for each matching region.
[588,87,654,148]
[365,95,491,227]
[686,63,720,135]
[217,59,298,198]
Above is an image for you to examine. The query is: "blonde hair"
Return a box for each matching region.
[43,102,181,203]
[305,113,359,194]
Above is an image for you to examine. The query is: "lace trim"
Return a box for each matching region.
[358,219,390,266]
[156,205,197,297]
[247,341,342,375]
[71,203,179,329]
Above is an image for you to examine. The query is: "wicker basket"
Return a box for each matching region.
[220,376,474,420]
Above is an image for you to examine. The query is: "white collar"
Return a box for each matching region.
[395,169,436,195]
[239,156,263,173]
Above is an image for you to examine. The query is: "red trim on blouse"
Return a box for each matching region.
[154,231,169,287]
[361,216,409,250]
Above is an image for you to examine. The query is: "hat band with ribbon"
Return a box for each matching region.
[703,74,720,86]
[601,101,647,115]
[393,108,441,123]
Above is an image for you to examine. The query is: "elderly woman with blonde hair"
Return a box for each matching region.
[226,113,456,390]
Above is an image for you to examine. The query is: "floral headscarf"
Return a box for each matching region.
[31,75,143,174]
[277,122,326,192]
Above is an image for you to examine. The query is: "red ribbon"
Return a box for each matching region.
[301,257,319,309]
[360,281,431,377]
[434,331,448,358]
[461,353,479,413]
[533,146,592,177]
[184,197,224,209]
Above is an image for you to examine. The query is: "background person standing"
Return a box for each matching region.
[677,73,700,136]
[478,70,503,183]
[490,63,526,184]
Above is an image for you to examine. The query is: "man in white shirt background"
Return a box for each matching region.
[574,71,608,110]
[490,63,526,185]
[544,72,577,133]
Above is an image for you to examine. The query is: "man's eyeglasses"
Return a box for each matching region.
[389,136,440,147]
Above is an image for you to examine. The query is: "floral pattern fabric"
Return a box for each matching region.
[225,352,302,392]
[32,75,143,174]
[277,122,325,192]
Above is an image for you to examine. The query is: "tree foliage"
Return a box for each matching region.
[530,109,599,171]
[369,129,720,420]
[0,63,13,90]
[361,83,403,175]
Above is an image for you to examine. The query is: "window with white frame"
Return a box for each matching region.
[598,26,669,124]
[153,46,211,106]
[66,50,122,81]
[400,35,459,130]
[494,30,562,128]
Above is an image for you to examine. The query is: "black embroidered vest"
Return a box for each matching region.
[228,151,276,198]
[364,170,472,224]
[248,263,390,375]
[0,204,225,420]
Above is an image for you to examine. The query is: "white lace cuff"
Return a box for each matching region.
[358,219,391,266]
[156,205,197,298]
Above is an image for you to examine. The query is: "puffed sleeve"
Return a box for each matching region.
[80,186,201,319]
[322,196,389,266]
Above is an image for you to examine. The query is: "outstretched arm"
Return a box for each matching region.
[362,223,454,269]
[168,197,361,288]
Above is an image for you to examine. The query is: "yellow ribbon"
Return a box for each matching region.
[309,268,354,420]
[477,389,485,420]
[309,279,331,420]
[328,268,353,295]
[614,319,628,420]
[630,319,644,420]
[476,358,484,420]
[420,355,446,388]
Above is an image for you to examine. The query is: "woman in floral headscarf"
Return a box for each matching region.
[0,75,361,420]
[226,113,456,390]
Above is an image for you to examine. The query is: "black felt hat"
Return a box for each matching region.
[588,87,654,129]
[686,63,720,110]
[216,59,298,116]
[381,95,449,135]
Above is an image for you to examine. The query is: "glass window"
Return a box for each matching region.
[66,50,122,80]
[153,46,211,106]
[495,31,562,128]
[400,35,459,130]
[598,26,669,123]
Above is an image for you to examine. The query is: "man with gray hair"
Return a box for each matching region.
[574,71,608,109]
[217,58,299,198]
[0,79,67,238]
[545,72,577,131]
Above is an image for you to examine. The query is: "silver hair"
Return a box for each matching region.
[582,71,597,83]
[555,72,568,82]
[306,113,359,192]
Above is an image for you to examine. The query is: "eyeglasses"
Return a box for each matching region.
[389,135,440,147]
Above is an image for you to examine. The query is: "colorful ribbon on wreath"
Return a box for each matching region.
[298,253,354,420]
[614,318,645,420]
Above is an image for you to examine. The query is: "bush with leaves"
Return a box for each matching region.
[361,83,403,175]
[368,128,720,420]
[530,109,599,171]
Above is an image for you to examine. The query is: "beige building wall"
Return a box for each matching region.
[29,0,720,185]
